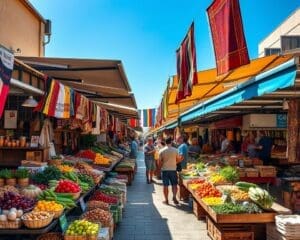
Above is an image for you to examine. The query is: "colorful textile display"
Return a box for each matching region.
[75,93,89,122]
[175,22,198,103]
[143,108,156,127]
[0,46,14,118]
[128,118,139,128]
[207,0,250,75]
[43,80,72,119]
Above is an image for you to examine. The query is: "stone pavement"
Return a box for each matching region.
[114,152,211,240]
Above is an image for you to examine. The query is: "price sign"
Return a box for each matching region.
[79,197,86,212]
[59,213,68,232]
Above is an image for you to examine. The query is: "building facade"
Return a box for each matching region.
[258,8,300,57]
[0,0,48,57]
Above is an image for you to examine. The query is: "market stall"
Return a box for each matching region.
[179,161,292,240]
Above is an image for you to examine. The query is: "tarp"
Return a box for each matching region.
[166,54,294,120]
[180,58,297,123]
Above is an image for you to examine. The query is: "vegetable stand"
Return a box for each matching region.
[180,177,291,240]
[0,182,98,239]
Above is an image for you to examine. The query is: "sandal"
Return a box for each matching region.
[173,197,179,205]
[162,200,169,205]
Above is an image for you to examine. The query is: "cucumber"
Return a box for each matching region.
[235,181,257,190]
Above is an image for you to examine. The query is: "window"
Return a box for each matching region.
[264,48,281,56]
[281,35,300,52]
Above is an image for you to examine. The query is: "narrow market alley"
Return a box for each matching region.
[114,151,210,240]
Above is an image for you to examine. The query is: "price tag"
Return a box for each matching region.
[79,197,86,212]
[59,213,68,232]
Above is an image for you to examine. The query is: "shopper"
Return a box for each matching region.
[189,137,202,157]
[130,136,138,159]
[220,134,230,153]
[177,135,188,171]
[256,131,273,165]
[144,137,156,184]
[158,137,179,205]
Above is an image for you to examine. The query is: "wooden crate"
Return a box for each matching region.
[255,166,277,177]
[245,168,259,177]
[207,217,254,240]
[193,199,206,220]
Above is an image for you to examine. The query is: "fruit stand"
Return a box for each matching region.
[179,161,291,240]
[0,145,134,240]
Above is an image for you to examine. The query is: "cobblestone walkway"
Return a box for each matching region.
[114,152,210,240]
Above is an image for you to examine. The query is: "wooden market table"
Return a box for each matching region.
[180,177,291,240]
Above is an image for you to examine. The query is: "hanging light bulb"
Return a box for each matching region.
[22,96,38,107]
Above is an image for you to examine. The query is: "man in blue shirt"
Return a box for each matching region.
[176,135,188,171]
[130,136,138,159]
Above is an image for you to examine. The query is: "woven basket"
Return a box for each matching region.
[86,200,110,211]
[52,208,64,219]
[22,212,54,229]
[37,232,63,240]
[69,191,81,200]
[0,219,22,229]
[64,234,98,240]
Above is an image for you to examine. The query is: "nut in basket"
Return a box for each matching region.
[21,211,54,229]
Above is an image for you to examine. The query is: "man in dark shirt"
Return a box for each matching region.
[257,131,273,165]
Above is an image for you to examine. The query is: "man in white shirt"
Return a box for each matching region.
[158,137,180,205]
[220,134,230,153]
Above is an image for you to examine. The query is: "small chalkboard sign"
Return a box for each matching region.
[59,213,68,232]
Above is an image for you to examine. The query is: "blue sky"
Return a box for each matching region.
[30,0,299,110]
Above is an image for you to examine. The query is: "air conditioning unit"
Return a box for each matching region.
[243,114,277,129]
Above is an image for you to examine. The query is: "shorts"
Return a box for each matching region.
[145,158,156,171]
[162,171,178,186]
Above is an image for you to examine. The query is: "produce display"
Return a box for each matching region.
[249,187,274,210]
[75,150,96,160]
[219,166,239,183]
[0,144,129,235]
[57,165,74,173]
[86,200,110,211]
[54,180,81,194]
[90,191,118,204]
[81,208,112,226]
[0,186,19,197]
[202,197,223,206]
[34,200,63,212]
[21,211,54,229]
[0,192,35,211]
[194,182,222,198]
[37,189,76,209]
[235,181,258,192]
[0,208,23,221]
[209,174,227,185]
[230,189,250,202]
[94,153,111,165]
[211,202,262,214]
[31,166,62,185]
[65,220,99,237]
[21,185,42,199]
[61,172,91,192]
[182,160,277,218]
